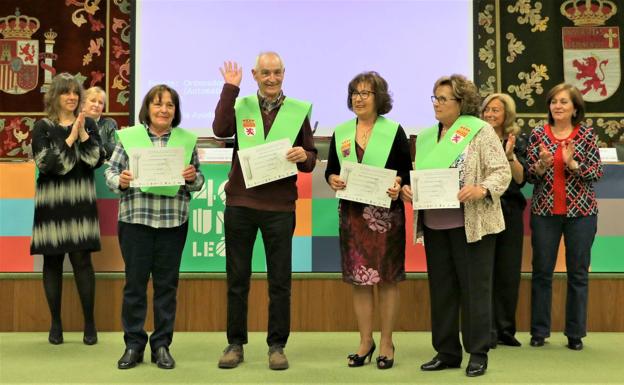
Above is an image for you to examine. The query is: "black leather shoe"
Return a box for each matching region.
[567,337,583,351]
[466,361,487,377]
[117,348,144,369]
[151,346,175,369]
[420,358,461,371]
[498,332,522,347]
[489,340,497,349]
[530,336,545,347]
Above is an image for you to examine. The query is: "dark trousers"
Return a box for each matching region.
[491,207,524,341]
[118,221,188,352]
[530,214,596,339]
[224,206,295,347]
[423,225,495,365]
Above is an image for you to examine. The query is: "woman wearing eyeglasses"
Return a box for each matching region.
[480,93,528,348]
[401,74,510,377]
[326,71,411,369]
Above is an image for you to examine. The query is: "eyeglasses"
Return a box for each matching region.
[431,95,458,105]
[351,91,375,100]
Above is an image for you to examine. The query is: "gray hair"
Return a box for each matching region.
[254,51,284,70]
[84,86,106,103]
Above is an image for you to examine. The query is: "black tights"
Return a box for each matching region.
[42,252,96,336]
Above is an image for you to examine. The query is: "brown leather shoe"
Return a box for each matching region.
[218,344,244,369]
[268,345,289,370]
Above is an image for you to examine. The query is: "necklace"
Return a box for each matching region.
[358,128,372,147]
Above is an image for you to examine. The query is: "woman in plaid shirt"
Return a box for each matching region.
[105,85,204,370]
[527,83,603,351]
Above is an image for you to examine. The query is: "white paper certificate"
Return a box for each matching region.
[410,168,460,210]
[335,161,396,208]
[238,138,298,188]
[128,146,185,188]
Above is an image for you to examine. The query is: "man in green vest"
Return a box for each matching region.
[213,52,317,370]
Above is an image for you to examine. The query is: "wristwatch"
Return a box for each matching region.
[480,185,489,199]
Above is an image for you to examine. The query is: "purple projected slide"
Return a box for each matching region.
[134,0,473,137]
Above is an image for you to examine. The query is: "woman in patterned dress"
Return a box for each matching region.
[30,73,104,345]
[326,72,411,369]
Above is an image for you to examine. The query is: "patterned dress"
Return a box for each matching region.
[30,118,104,255]
[326,127,412,285]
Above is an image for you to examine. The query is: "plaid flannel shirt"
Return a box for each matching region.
[104,126,204,228]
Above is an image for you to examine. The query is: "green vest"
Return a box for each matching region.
[333,116,399,167]
[117,125,198,197]
[234,94,312,149]
[415,115,485,170]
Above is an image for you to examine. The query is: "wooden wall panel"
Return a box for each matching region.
[1,277,622,332]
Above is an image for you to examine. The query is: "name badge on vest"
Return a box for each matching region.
[451,125,471,144]
[243,119,256,136]
[341,139,351,158]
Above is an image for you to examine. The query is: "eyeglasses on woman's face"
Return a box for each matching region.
[351,90,375,100]
[431,95,458,105]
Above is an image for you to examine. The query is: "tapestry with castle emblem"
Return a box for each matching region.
[474,0,623,148]
[0,1,130,158]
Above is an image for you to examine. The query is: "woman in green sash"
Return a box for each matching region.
[105,85,205,370]
[401,74,510,377]
[326,72,412,369]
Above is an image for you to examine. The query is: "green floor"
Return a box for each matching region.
[1,332,623,384]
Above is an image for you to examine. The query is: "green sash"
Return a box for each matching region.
[234,95,312,150]
[333,116,399,167]
[117,125,198,196]
[415,115,485,170]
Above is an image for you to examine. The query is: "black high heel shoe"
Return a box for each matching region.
[48,332,63,345]
[48,325,63,345]
[347,342,376,367]
[376,345,395,369]
[83,323,98,345]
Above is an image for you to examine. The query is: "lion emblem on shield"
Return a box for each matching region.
[572,55,609,96]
